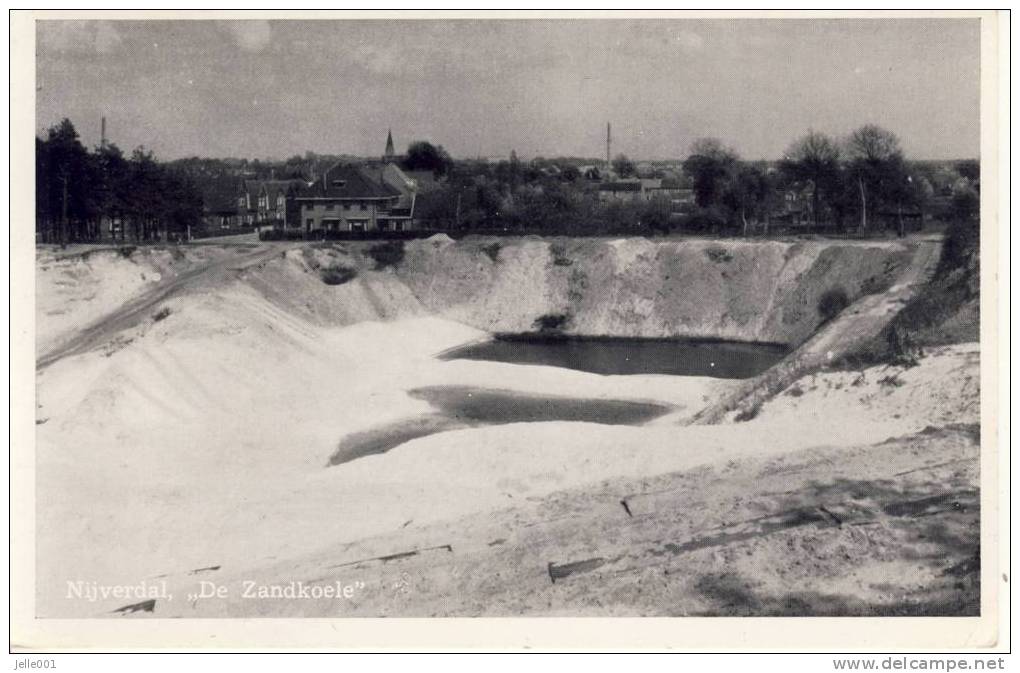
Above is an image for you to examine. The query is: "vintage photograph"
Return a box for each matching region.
[22,11,994,634]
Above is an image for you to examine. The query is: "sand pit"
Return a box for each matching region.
[33,238,979,617]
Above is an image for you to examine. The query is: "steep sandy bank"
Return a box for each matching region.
[393,236,916,345]
[42,236,916,352]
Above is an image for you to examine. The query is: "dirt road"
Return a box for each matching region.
[36,244,279,371]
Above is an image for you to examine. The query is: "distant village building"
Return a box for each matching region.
[250,179,307,230]
[597,178,693,204]
[771,183,814,227]
[597,180,644,202]
[196,132,433,236]
[644,178,695,207]
[198,176,307,233]
[199,176,245,231]
[295,162,420,233]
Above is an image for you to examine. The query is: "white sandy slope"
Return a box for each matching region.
[35,246,233,356]
[34,268,979,616]
[35,249,163,355]
[35,279,718,616]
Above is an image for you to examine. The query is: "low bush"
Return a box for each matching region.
[258,229,306,241]
[704,247,734,264]
[367,240,406,269]
[884,326,922,368]
[817,287,851,323]
[676,207,730,233]
[877,373,905,388]
[734,404,761,422]
[481,242,501,263]
[550,243,573,266]
[319,267,358,286]
[859,275,890,296]
[533,313,570,332]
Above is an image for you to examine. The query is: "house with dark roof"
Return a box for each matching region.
[644,178,695,208]
[597,180,644,202]
[245,179,308,230]
[199,176,245,231]
[295,163,419,233]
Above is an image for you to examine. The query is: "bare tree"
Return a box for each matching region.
[845,124,904,232]
[780,131,842,228]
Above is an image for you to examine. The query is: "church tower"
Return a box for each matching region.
[384,129,396,161]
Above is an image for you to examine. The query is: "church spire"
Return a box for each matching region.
[384,129,395,159]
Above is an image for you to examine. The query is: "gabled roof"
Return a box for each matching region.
[258,179,306,202]
[299,163,402,200]
[360,163,418,209]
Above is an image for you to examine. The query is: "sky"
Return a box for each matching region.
[35,18,981,162]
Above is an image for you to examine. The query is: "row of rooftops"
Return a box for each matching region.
[200,162,437,215]
[597,177,691,193]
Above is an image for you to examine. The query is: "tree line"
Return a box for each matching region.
[36,118,978,244]
[36,119,203,244]
[415,125,979,237]
[680,125,977,237]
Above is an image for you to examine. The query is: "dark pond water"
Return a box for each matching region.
[328,385,672,466]
[440,336,790,379]
[410,386,671,425]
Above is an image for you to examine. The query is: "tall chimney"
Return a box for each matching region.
[606,122,611,169]
[100,116,107,150]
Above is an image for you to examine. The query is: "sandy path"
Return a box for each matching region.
[36,245,278,371]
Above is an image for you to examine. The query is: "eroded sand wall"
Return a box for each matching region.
[391,236,916,346]
[36,237,918,356]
